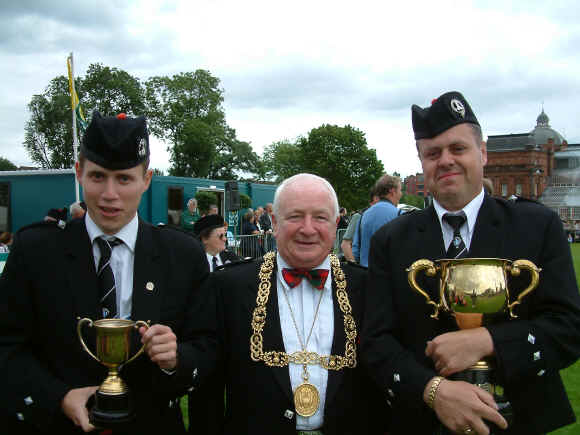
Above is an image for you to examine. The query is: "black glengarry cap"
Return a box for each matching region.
[194,214,225,237]
[412,91,480,140]
[81,111,149,170]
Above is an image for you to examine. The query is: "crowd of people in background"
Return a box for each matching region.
[1,92,579,435]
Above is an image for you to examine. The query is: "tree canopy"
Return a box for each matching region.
[145,70,262,179]
[0,157,17,171]
[23,65,262,178]
[263,124,384,211]
[24,64,146,169]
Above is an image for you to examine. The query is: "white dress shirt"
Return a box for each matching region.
[433,188,485,252]
[276,253,334,430]
[86,212,139,319]
[206,252,223,272]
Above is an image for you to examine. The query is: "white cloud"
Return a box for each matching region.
[1,0,579,179]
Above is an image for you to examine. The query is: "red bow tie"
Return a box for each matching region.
[282,268,329,290]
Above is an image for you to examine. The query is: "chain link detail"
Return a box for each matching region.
[250,251,357,370]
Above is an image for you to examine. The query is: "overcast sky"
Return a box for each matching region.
[1,0,579,177]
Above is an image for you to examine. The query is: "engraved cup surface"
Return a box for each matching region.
[93,319,135,367]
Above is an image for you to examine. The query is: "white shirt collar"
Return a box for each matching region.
[433,188,485,235]
[85,212,139,252]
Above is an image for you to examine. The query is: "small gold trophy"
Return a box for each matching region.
[77,318,149,427]
[407,258,541,428]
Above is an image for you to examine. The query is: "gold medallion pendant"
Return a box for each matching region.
[294,382,320,417]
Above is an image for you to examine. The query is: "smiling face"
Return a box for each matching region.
[418,123,486,211]
[272,178,337,269]
[76,160,152,235]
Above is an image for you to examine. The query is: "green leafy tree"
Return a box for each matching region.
[195,191,218,215]
[239,193,251,209]
[262,140,304,182]
[169,118,218,177]
[0,157,17,171]
[297,124,384,211]
[400,193,425,209]
[145,70,262,180]
[81,63,145,117]
[24,64,146,169]
[207,127,262,180]
[24,76,75,168]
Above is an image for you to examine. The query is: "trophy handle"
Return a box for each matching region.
[77,317,101,363]
[507,259,542,318]
[407,259,440,319]
[123,320,150,366]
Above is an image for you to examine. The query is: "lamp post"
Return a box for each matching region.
[529,167,543,199]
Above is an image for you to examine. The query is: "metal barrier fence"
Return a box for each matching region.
[334,228,347,259]
[228,233,276,259]
[228,230,347,260]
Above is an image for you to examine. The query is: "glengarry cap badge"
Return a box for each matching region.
[450,99,466,118]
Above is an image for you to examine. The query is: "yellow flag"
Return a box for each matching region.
[67,56,87,132]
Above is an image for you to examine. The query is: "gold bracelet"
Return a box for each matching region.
[427,376,444,409]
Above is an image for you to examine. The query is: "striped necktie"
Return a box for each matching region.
[96,237,123,318]
[443,213,467,259]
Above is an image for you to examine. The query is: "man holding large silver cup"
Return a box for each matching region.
[0,112,210,434]
[361,91,580,434]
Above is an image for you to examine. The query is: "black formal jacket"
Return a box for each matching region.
[194,256,386,435]
[219,250,241,265]
[0,217,210,434]
[361,195,580,434]
[259,213,272,232]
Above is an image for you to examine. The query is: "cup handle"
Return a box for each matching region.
[123,320,150,366]
[507,259,542,318]
[77,317,100,363]
[407,259,440,319]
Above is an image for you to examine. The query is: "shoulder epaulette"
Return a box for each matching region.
[215,257,254,271]
[17,220,66,234]
[398,208,419,217]
[507,195,544,206]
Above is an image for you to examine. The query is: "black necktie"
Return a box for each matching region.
[96,237,123,318]
[212,256,218,271]
[443,213,467,258]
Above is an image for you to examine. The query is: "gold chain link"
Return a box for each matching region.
[250,252,357,370]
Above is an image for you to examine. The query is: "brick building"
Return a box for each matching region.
[484,109,567,199]
[403,173,426,197]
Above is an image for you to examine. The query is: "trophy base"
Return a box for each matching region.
[89,390,135,428]
[447,362,514,433]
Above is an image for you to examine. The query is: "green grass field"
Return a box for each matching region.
[551,244,580,434]
[181,245,580,433]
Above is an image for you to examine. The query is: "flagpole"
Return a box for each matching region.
[68,52,80,202]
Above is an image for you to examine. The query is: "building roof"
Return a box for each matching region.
[487,109,566,151]
[486,133,536,151]
[0,168,75,176]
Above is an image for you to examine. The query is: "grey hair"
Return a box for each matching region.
[187,198,197,206]
[273,173,339,220]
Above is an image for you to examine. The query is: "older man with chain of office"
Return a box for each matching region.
[196,173,385,434]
